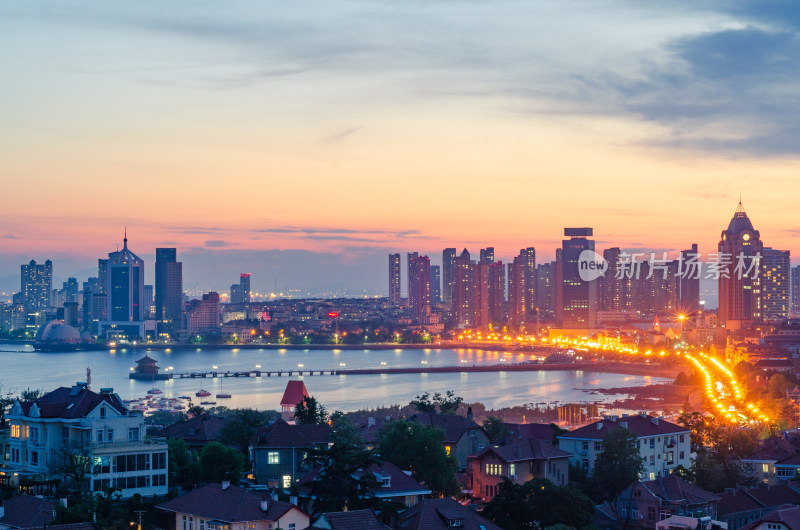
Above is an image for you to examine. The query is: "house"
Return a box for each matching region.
[156,483,309,530]
[395,498,502,530]
[740,505,800,530]
[469,436,571,502]
[252,420,331,488]
[614,476,721,530]
[0,495,55,529]
[298,462,431,509]
[5,383,168,498]
[505,422,558,442]
[359,417,390,450]
[741,439,797,485]
[152,414,226,451]
[558,413,690,479]
[281,381,309,422]
[409,411,490,470]
[717,484,800,530]
[774,455,800,481]
[655,515,728,530]
[305,509,389,529]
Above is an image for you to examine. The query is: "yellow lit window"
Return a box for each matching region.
[445,446,451,456]
[10,425,20,438]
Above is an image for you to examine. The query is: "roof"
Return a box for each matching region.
[135,354,158,365]
[255,419,330,448]
[156,484,305,523]
[396,498,502,530]
[717,484,800,516]
[507,423,556,441]
[726,202,755,235]
[25,524,99,530]
[0,495,56,529]
[359,417,389,444]
[742,505,800,530]
[473,436,571,464]
[742,439,797,463]
[410,412,485,444]
[639,476,720,506]
[15,384,127,420]
[558,414,688,440]
[156,414,226,445]
[309,509,390,530]
[716,489,764,516]
[299,462,431,497]
[281,380,309,406]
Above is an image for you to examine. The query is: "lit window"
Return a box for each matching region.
[268,451,280,464]
[282,475,291,489]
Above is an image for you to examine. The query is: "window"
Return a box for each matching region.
[288,524,296,530]
[679,451,685,460]
[666,452,674,465]
[581,459,588,471]
[153,474,167,487]
[10,448,19,463]
[679,434,685,443]
[649,438,655,448]
[660,510,670,521]
[10,425,20,439]
[594,442,602,451]
[282,475,291,489]
[30,427,39,446]
[128,428,140,442]
[97,430,104,443]
[582,441,588,451]
[485,464,502,476]
[648,506,656,521]
[445,446,451,456]
[153,452,167,470]
[30,451,39,466]
[100,407,106,419]
[649,455,655,464]
[200,521,206,530]
[268,451,280,464]
[509,464,516,477]
[762,464,770,473]
[107,429,114,443]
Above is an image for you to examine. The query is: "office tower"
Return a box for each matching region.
[488,261,505,323]
[761,248,790,321]
[63,301,79,327]
[62,278,79,304]
[143,285,154,319]
[407,253,431,323]
[718,201,763,325]
[475,261,490,327]
[389,253,401,306]
[155,248,183,333]
[230,284,243,304]
[442,248,457,304]
[20,259,53,313]
[105,232,145,322]
[430,265,441,305]
[479,247,495,264]
[98,259,109,294]
[240,273,251,303]
[507,255,527,327]
[557,228,597,328]
[601,248,622,311]
[792,265,800,317]
[82,277,100,330]
[679,244,701,315]
[453,249,476,328]
[536,261,555,322]
[520,247,537,321]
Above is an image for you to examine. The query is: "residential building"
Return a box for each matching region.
[410,411,489,470]
[251,420,331,488]
[5,383,168,498]
[761,248,791,322]
[280,381,309,422]
[309,509,389,530]
[240,273,251,303]
[741,439,797,485]
[614,476,720,529]
[407,253,431,324]
[155,248,183,336]
[558,414,690,478]
[736,505,800,530]
[469,436,571,502]
[152,413,226,452]
[442,248,457,305]
[536,261,556,322]
[430,264,441,305]
[389,254,401,307]
[488,261,505,324]
[792,265,800,317]
[156,483,309,530]
[520,247,537,322]
[474,261,489,327]
[186,292,220,335]
[396,498,502,530]
[20,260,53,314]
[717,483,800,530]
[718,201,764,326]
[0,495,56,529]
[453,249,476,329]
[507,255,527,328]
[680,243,701,315]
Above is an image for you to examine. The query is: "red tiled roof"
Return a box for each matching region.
[281,380,309,406]
[742,505,800,530]
[0,495,56,529]
[310,509,389,530]
[716,489,763,516]
[743,439,798,462]
[744,484,800,507]
[156,414,226,445]
[18,385,127,420]
[298,462,430,497]
[156,483,306,523]
[255,419,330,448]
[472,436,571,464]
[558,414,688,440]
[396,498,502,530]
[639,476,720,505]
[410,413,485,444]
[507,423,557,441]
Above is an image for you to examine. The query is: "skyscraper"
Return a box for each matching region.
[407,253,431,323]
[240,274,251,303]
[557,228,597,328]
[389,253,401,306]
[453,249,476,328]
[718,201,763,325]
[155,248,183,333]
[479,247,495,264]
[536,261,555,322]
[430,265,441,305]
[601,248,622,312]
[20,259,52,313]
[679,243,701,315]
[507,255,527,327]
[474,261,490,327]
[105,232,145,323]
[520,247,537,322]
[792,265,800,317]
[143,285,154,320]
[761,248,790,321]
[488,261,505,324]
[442,248,457,305]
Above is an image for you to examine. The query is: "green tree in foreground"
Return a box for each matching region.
[295,396,328,425]
[168,438,201,491]
[482,416,510,442]
[482,477,595,530]
[593,427,644,503]
[375,419,459,496]
[219,408,275,458]
[199,442,245,485]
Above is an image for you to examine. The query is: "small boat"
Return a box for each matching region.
[179,396,191,400]
[216,393,232,399]
[147,388,162,395]
[200,401,216,405]
[196,389,211,397]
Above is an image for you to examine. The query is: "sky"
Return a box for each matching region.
[1,1,799,296]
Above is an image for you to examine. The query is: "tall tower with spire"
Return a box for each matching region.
[104,230,146,323]
[718,200,763,326]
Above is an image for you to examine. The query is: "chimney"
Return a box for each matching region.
[368,417,376,427]
[620,422,628,428]
[596,422,604,430]
[290,495,298,506]
[260,498,270,513]
[221,481,230,490]
[467,407,473,422]
[271,492,279,502]
[651,416,659,426]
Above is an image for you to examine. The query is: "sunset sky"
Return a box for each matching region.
[1,1,798,295]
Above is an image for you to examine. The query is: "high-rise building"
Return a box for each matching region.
[507,255,527,327]
[240,274,251,303]
[143,285,154,320]
[187,292,221,334]
[679,244,701,315]
[105,232,145,323]
[479,247,495,264]
[230,284,243,304]
[718,201,763,325]
[453,249,476,328]
[98,259,109,294]
[520,248,537,322]
[557,228,597,328]
[430,265,441,305]
[20,260,53,313]
[442,248,457,305]
[475,261,490,327]
[389,253,401,306]
[155,248,183,333]
[62,278,79,304]
[792,265,800,317]
[601,248,622,311]
[536,262,555,322]
[488,261,505,324]
[407,253,431,323]
[761,248,791,322]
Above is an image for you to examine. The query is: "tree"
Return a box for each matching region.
[482,478,595,530]
[409,392,436,413]
[482,416,510,442]
[375,419,459,496]
[330,411,363,446]
[219,409,274,458]
[168,438,201,491]
[592,428,644,503]
[199,442,246,485]
[49,443,93,491]
[20,388,43,401]
[433,391,463,415]
[295,396,328,425]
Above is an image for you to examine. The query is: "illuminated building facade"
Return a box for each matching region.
[389,253,401,306]
[453,249,476,328]
[761,248,790,321]
[20,259,52,314]
[557,228,597,328]
[407,252,431,323]
[442,248,456,305]
[718,202,763,326]
[155,248,183,335]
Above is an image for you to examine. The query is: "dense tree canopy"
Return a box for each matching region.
[482,478,595,530]
[295,396,328,425]
[593,428,644,503]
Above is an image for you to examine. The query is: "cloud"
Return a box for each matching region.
[205,240,229,247]
[0,234,16,239]
[322,126,362,144]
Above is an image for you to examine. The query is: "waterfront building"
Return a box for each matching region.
[186,292,220,335]
[488,260,505,324]
[20,259,52,315]
[453,249,476,329]
[793,265,800,318]
[252,420,331,487]
[99,232,147,339]
[410,411,489,470]
[680,243,701,315]
[557,228,597,329]
[407,253,431,324]
[430,264,441,305]
[155,248,183,336]
[507,255,527,328]
[389,253,401,306]
[442,248,457,305]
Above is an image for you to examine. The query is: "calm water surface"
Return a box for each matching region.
[0,345,667,412]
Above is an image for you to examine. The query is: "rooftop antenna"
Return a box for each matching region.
[123,226,128,248]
